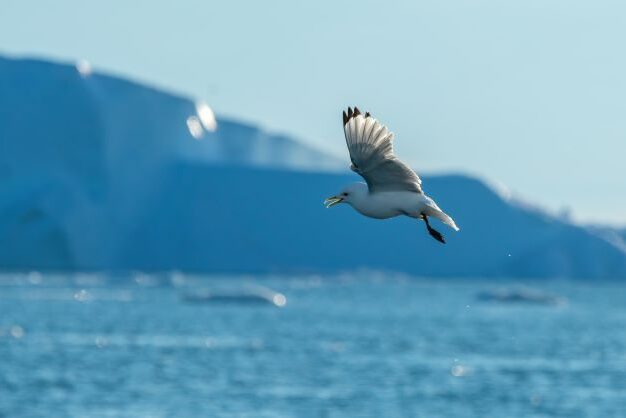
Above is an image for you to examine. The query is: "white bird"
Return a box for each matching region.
[324,107,459,244]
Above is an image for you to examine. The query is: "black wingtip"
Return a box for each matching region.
[343,106,369,126]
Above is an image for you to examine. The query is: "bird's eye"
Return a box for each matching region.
[342,193,348,196]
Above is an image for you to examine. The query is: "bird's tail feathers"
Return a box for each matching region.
[424,206,460,231]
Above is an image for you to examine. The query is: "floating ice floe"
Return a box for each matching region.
[182,285,286,307]
[476,287,566,306]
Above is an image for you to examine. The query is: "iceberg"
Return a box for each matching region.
[1,55,625,279]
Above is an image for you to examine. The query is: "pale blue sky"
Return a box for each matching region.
[1,0,624,224]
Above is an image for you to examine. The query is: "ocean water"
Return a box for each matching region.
[1,273,625,418]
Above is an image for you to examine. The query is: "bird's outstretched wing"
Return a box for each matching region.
[342,107,422,194]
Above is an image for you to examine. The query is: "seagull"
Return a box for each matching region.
[324,107,459,244]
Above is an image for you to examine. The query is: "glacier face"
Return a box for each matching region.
[1,56,625,279]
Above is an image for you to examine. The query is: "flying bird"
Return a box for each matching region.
[324,107,459,243]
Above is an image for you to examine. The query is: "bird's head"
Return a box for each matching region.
[324,183,367,208]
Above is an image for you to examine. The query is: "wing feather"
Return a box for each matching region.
[342,107,422,193]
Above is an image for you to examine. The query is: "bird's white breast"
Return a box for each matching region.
[351,191,427,219]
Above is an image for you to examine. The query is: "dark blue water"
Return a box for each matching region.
[1,273,625,417]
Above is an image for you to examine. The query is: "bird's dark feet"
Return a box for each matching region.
[423,216,446,244]
[427,226,446,244]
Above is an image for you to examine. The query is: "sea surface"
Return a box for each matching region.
[1,272,625,418]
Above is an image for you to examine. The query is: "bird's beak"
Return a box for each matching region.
[324,196,343,208]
